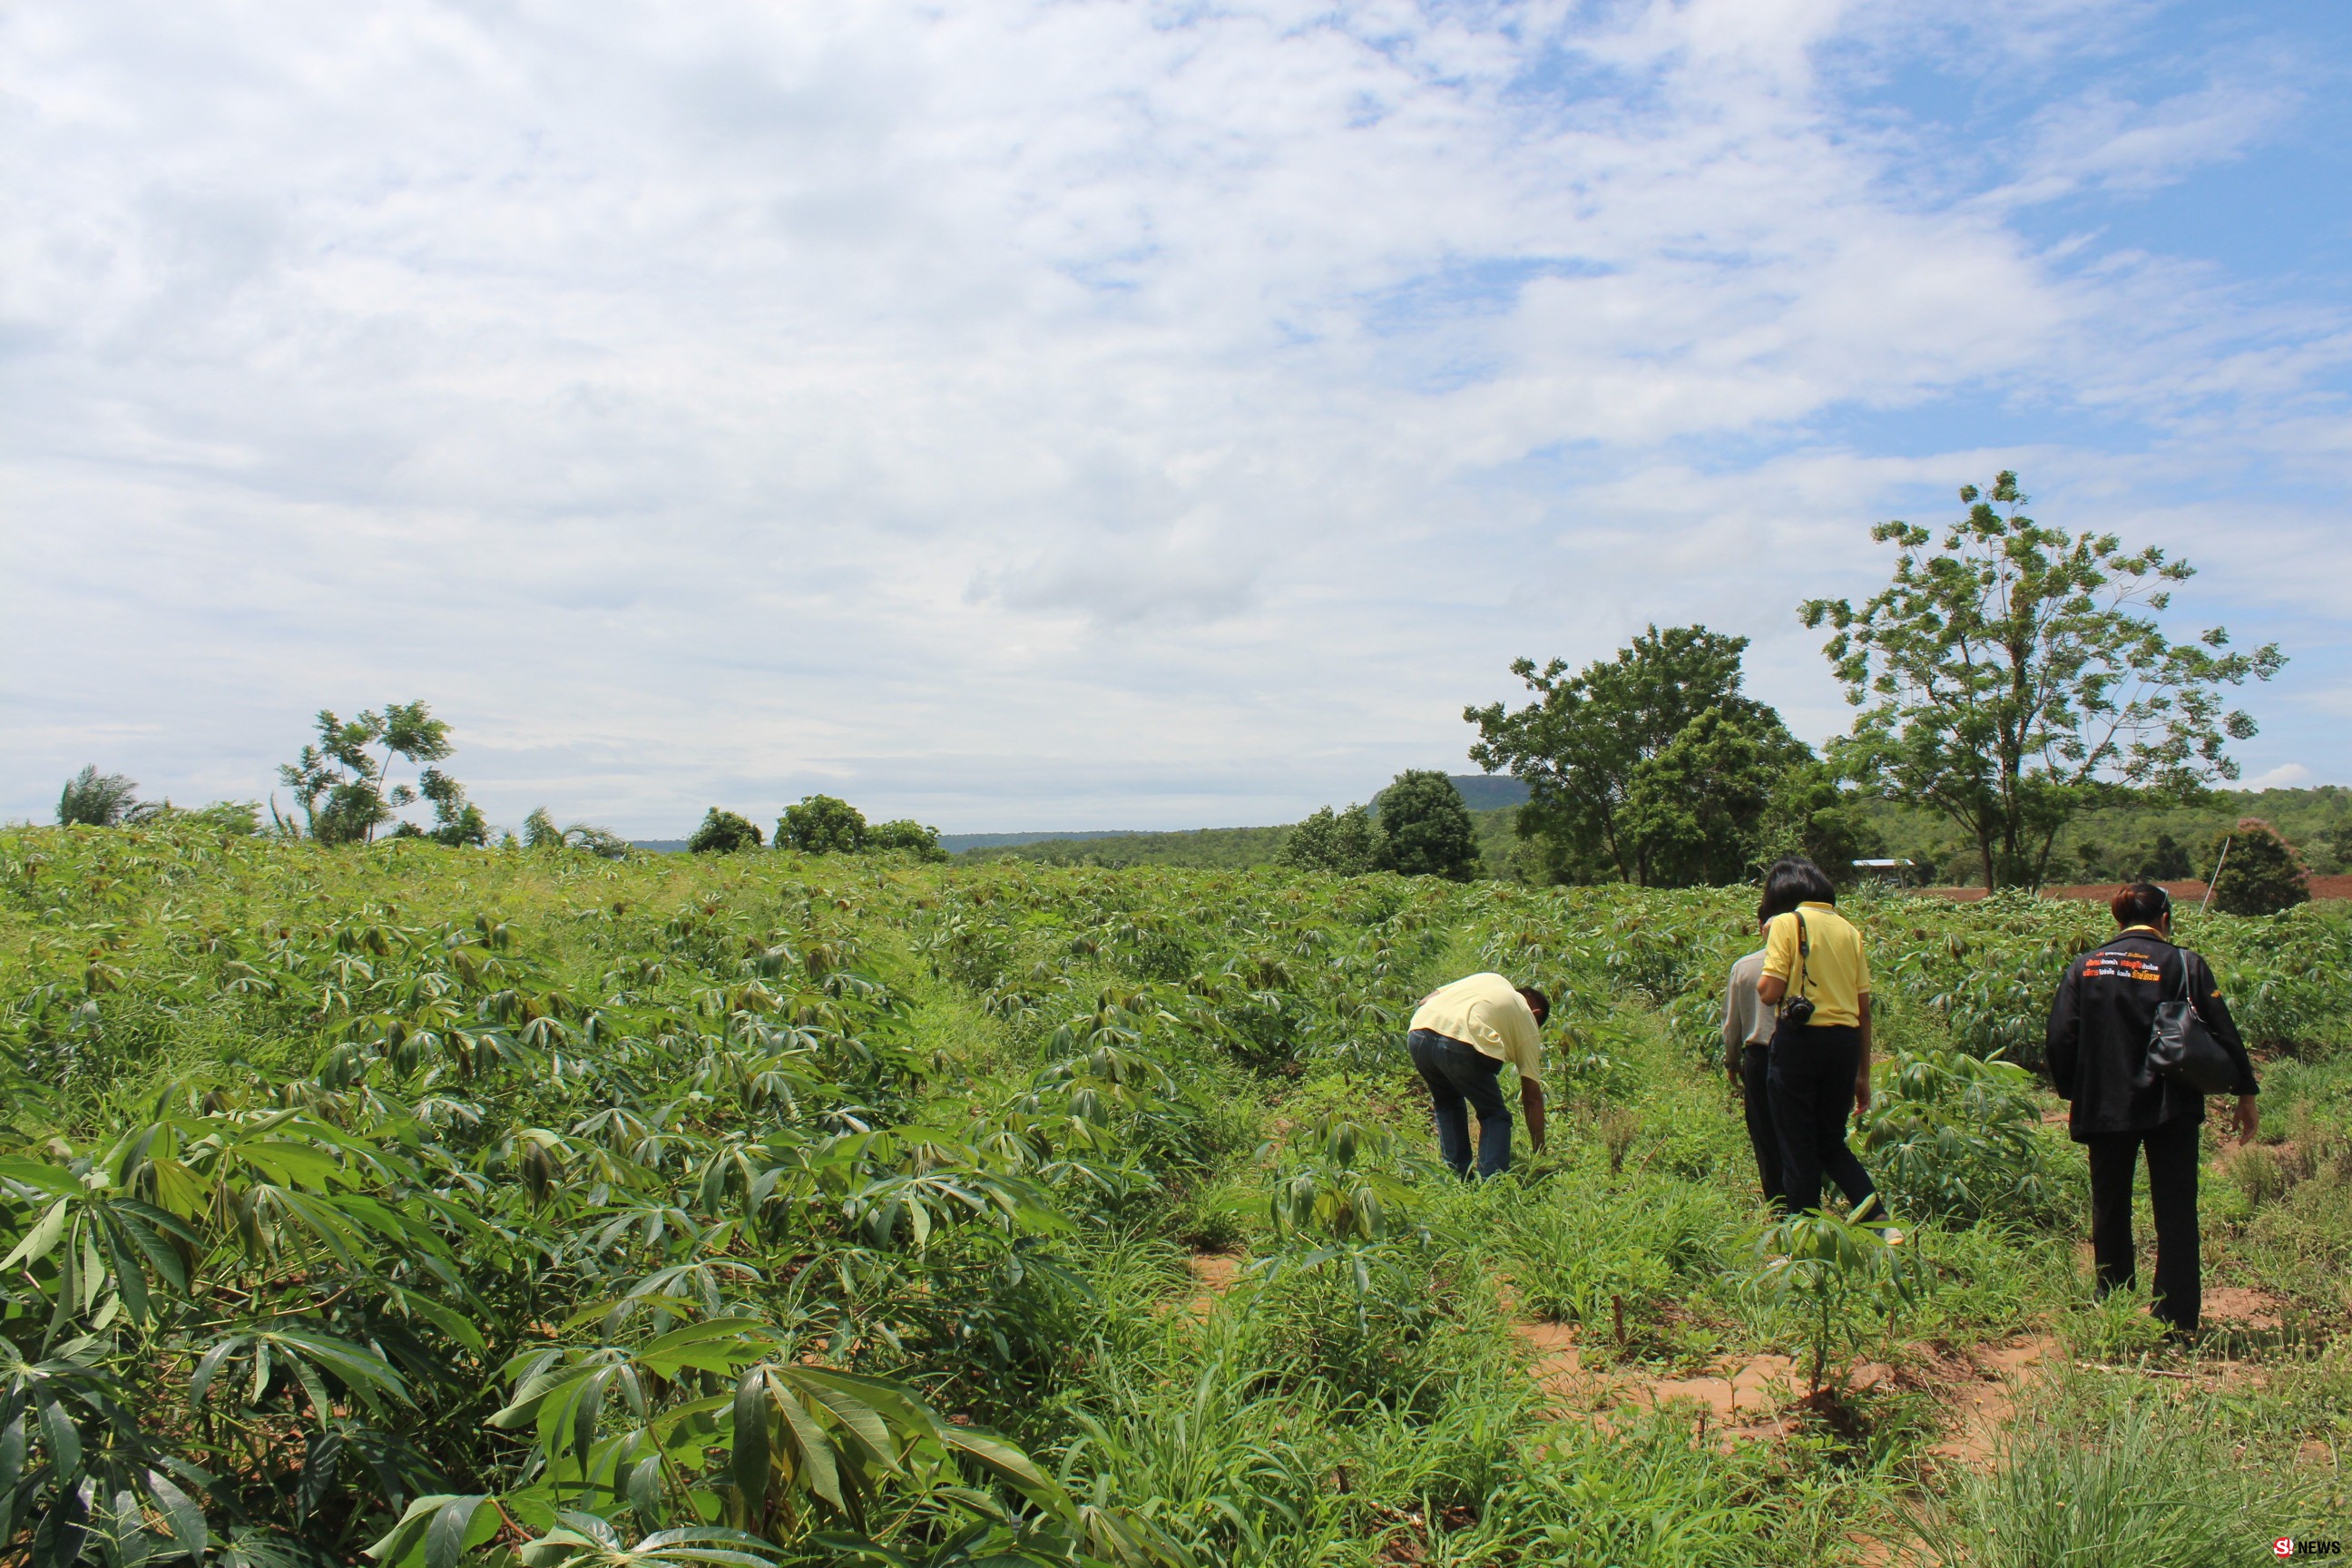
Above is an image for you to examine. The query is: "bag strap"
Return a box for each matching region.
[1792,911,1811,1001]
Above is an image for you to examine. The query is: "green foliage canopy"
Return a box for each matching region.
[687,807,764,853]
[1373,770,1480,881]
[777,794,867,854]
[277,701,459,846]
[1802,474,2284,891]
[56,765,146,827]
[2209,818,2308,916]
[1466,626,1806,886]
[866,818,948,861]
[1279,804,1381,876]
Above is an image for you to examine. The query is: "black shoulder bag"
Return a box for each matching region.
[2147,952,2237,1096]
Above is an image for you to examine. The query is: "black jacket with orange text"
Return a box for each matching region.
[2045,929,2258,1142]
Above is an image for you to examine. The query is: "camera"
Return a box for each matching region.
[1783,995,1816,1025]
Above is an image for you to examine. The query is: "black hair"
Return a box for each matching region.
[1516,986,1550,1026]
[2112,882,2172,929]
[1760,857,1835,920]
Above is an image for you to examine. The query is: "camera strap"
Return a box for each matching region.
[1775,910,1813,1020]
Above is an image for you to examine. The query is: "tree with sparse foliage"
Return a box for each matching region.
[1374,771,1479,881]
[277,702,458,845]
[57,766,146,827]
[2207,818,2308,916]
[1281,803,1382,876]
[777,795,867,855]
[688,808,764,854]
[1467,625,1803,886]
[1802,473,2284,891]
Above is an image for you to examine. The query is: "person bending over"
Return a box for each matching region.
[2047,883,2259,1336]
[1407,973,1548,1179]
[1755,857,1891,1234]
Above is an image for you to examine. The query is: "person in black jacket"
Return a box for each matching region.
[2046,883,2259,1334]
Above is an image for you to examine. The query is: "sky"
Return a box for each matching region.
[3,0,2347,837]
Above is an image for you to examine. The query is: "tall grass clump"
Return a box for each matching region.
[1906,1384,2324,1566]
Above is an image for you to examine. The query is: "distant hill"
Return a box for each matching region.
[1445,774,1531,810]
[961,824,1291,870]
[959,804,1527,877]
[938,829,1142,855]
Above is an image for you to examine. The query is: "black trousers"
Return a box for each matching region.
[1740,1044,1787,1212]
[1767,1020,1877,1219]
[2086,1115,2202,1330]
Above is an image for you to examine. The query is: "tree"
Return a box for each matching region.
[2207,818,2308,916]
[867,819,949,861]
[57,766,145,827]
[1802,474,2283,890]
[1280,804,1382,875]
[688,808,764,853]
[777,795,867,854]
[2135,831,2192,882]
[1757,760,1885,886]
[1466,625,1800,885]
[1618,707,1785,887]
[416,769,489,847]
[1374,770,1479,880]
[277,702,457,845]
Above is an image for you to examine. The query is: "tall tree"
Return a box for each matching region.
[1802,473,2284,891]
[1618,707,1786,887]
[1466,625,1798,885]
[1374,770,1480,880]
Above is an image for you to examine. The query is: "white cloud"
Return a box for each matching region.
[2243,763,2315,791]
[1,0,2344,833]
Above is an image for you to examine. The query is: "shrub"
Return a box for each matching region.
[2209,818,2308,916]
[1856,1047,2073,1228]
[867,818,948,860]
[686,806,763,852]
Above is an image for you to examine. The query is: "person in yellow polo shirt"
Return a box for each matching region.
[1754,858,1888,1229]
[1407,973,1548,1178]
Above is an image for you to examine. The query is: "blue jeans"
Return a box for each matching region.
[1409,1029,1512,1178]
[1767,1020,1878,1218]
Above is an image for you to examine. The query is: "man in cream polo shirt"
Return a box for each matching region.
[1407,972,1549,1178]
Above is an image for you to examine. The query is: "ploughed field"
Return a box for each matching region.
[0,825,2347,1566]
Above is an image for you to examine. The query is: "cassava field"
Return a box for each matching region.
[2,824,2347,1566]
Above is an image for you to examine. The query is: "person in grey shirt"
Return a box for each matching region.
[1721,908,1784,1211]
